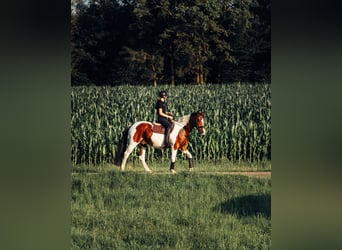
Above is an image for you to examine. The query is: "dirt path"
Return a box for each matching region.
[214,171,271,178]
[72,168,271,178]
[152,171,271,178]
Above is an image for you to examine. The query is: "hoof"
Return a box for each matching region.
[170,169,177,174]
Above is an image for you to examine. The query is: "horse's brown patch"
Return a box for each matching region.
[173,113,204,151]
[173,128,189,151]
[133,123,153,145]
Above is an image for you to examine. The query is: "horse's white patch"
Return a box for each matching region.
[150,133,165,148]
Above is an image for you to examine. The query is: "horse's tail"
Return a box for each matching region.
[114,125,131,166]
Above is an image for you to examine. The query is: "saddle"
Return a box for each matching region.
[152,122,175,134]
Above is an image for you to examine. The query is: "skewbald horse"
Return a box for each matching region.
[114,112,206,173]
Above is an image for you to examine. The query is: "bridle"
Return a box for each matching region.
[197,125,205,130]
[194,115,205,134]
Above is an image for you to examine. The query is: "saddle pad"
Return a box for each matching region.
[152,123,164,134]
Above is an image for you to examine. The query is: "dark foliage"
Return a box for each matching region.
[71,0,270,86]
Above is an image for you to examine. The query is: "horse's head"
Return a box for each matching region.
[191,111,206,135]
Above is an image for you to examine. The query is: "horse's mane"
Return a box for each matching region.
[176,114,191,125]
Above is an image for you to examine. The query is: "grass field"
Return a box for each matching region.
[71,168,271,249]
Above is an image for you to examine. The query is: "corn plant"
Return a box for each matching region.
[71,84,271,166]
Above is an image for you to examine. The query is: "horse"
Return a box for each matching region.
[114,111,206,174]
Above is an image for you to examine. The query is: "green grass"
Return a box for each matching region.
[71,169,271,249]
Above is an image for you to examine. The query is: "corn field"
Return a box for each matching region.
[71,84,271,165]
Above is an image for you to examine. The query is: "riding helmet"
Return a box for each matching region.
[159,91,167,98]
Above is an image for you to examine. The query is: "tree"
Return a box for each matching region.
[123,47,164,86]
[71,0,135,85]
[71,0,271,85]
[122,0,168,86]
[160,0,235,85]
[250,0,271,82]
[220,0,270,83]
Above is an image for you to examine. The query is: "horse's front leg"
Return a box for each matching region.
[182,149,193,171]
[170,148,178,174]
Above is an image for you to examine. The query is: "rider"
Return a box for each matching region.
[155,90,173,147]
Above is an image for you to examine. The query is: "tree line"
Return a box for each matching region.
[71,0,270,86]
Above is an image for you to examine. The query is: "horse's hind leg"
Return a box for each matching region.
[138,144,152,173]
[120,142,138,171]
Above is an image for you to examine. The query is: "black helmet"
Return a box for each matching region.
[159,91,167,98]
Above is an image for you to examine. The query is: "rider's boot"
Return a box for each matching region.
[164,127,172,148]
